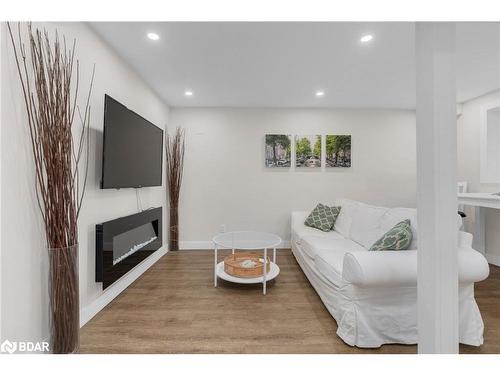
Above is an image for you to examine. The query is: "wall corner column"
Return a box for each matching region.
[416,22,459,354]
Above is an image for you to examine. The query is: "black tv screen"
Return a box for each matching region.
[101,95,163,189]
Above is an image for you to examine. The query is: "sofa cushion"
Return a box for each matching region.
[370,219,413,251]
[312,240,366,287]
[304,204,341,232]
[292,211,345,246]
[300,236,348,260]
[333,198,363,238]
[293,225,345,245]
[349,203,389,248]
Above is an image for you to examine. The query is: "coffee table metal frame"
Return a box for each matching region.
[212,231,282,295]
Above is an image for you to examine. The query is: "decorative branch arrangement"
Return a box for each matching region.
[7,22,95,354]
[166,127,185,251]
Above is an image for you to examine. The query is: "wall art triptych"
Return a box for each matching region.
[265,134,351,169]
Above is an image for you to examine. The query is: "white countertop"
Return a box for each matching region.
[458,192,500,209]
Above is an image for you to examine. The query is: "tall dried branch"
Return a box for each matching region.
[7,22,95,353]
[166,127,185,250]
[7,22,94,249]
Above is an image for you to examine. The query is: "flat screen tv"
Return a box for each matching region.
[101,95,163,189]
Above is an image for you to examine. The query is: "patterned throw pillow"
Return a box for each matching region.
[304,204,342,232]
[370,219,413,251]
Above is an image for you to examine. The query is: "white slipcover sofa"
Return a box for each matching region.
[291,198,490,348]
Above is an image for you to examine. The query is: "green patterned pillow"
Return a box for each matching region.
[370,219,413,251]
[304,204,341,232]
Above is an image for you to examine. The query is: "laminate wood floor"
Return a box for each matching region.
[79,249,500,354]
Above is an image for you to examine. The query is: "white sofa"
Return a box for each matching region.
[291,198,490,348]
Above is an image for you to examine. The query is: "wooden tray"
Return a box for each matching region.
[223,252,271,278]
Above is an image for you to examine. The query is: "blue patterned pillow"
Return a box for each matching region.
[370,219,413,251]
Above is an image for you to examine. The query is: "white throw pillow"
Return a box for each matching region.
[349,203,389,249]
[333,198,363,237]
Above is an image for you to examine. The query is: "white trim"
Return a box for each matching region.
[458,192,500,210]
[179,241,215,249]
[179,240,291,250]
[486,253,500,267]
[80,247,167,327]
[416,22,458,354]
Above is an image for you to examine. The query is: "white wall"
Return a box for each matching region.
[458,89,500,265]
[1,22,169,342]
[169,108,417,247]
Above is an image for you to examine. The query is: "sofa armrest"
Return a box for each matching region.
[343,250,417,287]
[458,248,490,283]
[458,231,473,248]
[343,248,489,287]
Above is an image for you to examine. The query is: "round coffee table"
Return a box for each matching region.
[212,231,282,295]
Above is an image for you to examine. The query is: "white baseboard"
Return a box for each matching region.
[179,241,215,250]
[80,247,167,327]
[486,253,500,267]
[179,240,291,250]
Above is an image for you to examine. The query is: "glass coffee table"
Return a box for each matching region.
[212,231,282,295]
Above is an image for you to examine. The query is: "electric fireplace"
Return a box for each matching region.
[96,207,162,289]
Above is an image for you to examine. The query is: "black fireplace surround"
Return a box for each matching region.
[96,207,162,289]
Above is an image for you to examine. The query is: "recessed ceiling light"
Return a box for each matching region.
[184,90,193,97]
[360,34,373,43]
[147,32,160,41]
[315,91,325,97]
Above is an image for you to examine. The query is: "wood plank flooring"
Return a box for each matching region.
[79,249,500,354]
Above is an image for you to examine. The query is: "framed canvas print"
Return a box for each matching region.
[265,134,291,167]
[295,135,321,168]
[326,135,351,167]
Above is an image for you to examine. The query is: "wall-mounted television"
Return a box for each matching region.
[101,95,163,189]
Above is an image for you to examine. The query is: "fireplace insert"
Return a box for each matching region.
[96,207,162,289]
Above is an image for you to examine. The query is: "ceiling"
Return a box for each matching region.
[89,22,500,109]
